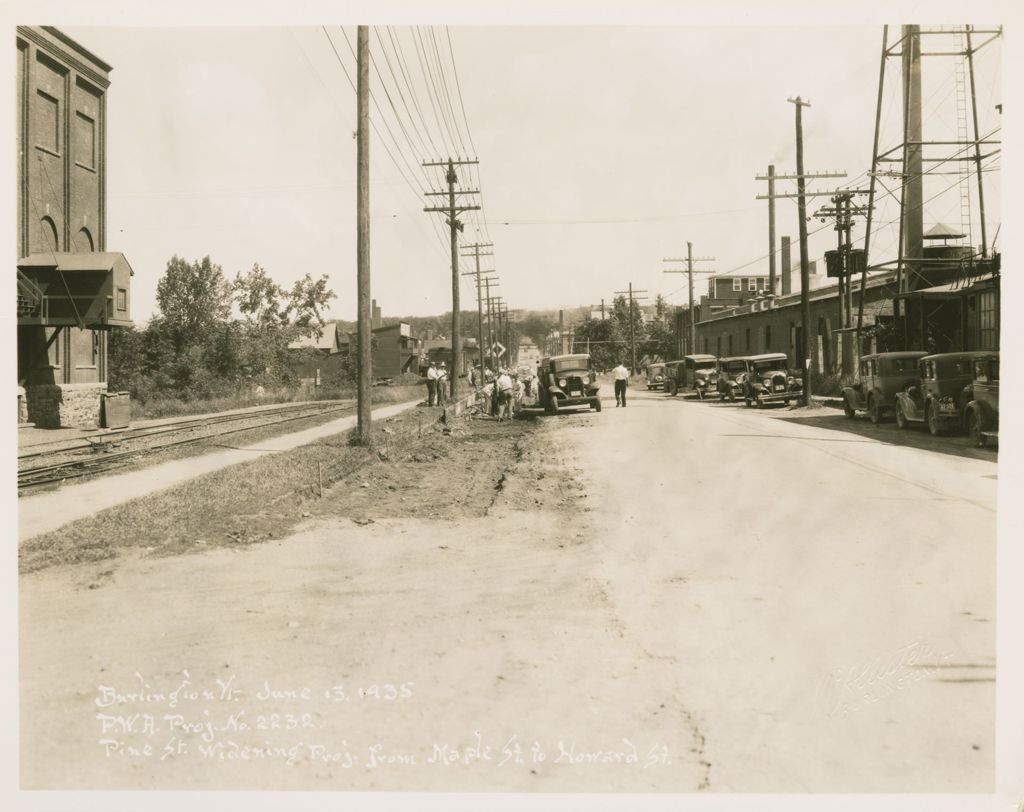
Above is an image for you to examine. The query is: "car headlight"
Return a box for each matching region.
[559,378,567,388]
[763,378,773,386]
[787,376,794,384]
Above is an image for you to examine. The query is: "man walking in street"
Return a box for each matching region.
[495,368,514,422]
[613,361,630,407]
[426,361,439,406]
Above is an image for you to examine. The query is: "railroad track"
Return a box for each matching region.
[18,400,355,492]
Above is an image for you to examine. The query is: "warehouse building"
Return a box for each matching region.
[16,26,133,427]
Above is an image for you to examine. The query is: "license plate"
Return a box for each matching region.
[774,385,784,391]
[570,390,582,397]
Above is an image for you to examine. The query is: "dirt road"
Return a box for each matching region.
[19,387,995,792]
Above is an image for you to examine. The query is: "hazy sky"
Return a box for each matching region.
[21,12,1006,324]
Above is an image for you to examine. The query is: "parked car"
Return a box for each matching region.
[742,353,803,407]
[664,354,719,399]
[841,351,927,423]
[894,351,992,436]
[646,362,667,390]
[962,353,999,447]
[537,354,602,414]
[716,356,750,402]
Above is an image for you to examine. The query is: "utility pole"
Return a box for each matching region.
[613,284,648,373]
[663,243,715,355]
[791,96,813,406]
[355,25,372,444]
[483,277,499,368]
[423,159,480,399]
[460,242,493,384]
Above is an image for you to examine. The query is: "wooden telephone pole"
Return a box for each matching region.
[755,102,847,406]
[613,284,648,372]
[460,242,494,383]
[355,25,372,444]
[663,243,715,355]
[423,159,480,399]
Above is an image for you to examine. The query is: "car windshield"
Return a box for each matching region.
[752,359,786,373]
[552,357,590,373]
[722,361,746,373]
[695,361,716,370]
[649,365,665,374]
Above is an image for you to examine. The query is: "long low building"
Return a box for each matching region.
[681,253,999,376]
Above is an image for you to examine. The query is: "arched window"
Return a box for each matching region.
[39,216,59,252]
[76,226,94,252]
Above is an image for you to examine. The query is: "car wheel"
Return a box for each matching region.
[545,395,556,415]
[896,404,908,430]
[744,396,752,408]
[926,402,943,436]
[592,398,602,413]
[966,409,984,447]
[669,382,678,397]
[843,395,856,419]
[727,389,735,403]
[868,396,882,424]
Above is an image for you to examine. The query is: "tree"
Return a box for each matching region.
[286,273,337,338]
[572,317,623,371]
[234,263,286,327]
[155,255,232,349]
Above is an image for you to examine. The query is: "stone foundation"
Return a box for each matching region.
[18,386,29,424]
[26,383,106,429]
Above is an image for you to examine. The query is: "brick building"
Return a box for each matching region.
[16,27,133,427]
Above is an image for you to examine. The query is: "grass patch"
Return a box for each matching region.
[19,402,441,574]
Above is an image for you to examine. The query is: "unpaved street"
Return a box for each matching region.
[20,388,995,792]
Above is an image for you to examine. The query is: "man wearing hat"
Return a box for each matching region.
[436,361,449,406]
[426,361,439,406]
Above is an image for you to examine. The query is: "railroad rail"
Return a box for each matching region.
[18,400,355,492]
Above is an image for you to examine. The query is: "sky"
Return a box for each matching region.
[23,16,998,325]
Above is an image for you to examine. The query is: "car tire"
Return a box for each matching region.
[744,396,752,408]
[592,398,602,413]
[843,395,856,419]
[926,402,944,436]
[868,396,882,424]
[896,404,908,430]
[727,389,735,403]
[545,395,556,415]
[966,409,984,447]
[669,382,678,397]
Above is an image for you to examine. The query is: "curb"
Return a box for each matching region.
[441,391,477,424]
[811,395,845,408]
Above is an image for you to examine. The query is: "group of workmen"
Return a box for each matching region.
[424,360,534,422]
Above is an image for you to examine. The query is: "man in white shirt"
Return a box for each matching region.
[436,362,449,406]
[613,361,630,407]
[495,369,514,421]
[426,362,439,406]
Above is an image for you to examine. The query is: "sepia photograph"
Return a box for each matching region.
[5,1,1021,810]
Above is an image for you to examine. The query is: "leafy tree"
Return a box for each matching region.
[572,317,623,371]
[234,263,286,327]
[643,317,675,363]
[155,255,232,349]
[286,273,337,338]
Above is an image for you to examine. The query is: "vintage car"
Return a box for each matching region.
[646,362,667,390]
[664,354,719,399]
[716,356,750,402]
[742,353,803,407]
[894,351,993,436]
[963,353,999,447]
[841,351,927,424]
[537,354,601,413]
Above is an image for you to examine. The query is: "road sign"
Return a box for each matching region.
[492,341,506,358]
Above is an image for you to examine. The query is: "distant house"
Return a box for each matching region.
[287,323,348,381]
[372,322,420,378]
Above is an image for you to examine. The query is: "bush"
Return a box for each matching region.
[810,372,855,397]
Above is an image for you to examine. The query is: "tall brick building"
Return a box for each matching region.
[16,26,133,427]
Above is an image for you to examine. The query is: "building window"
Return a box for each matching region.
[35,90,60,154]
[748,278,757,291]
[76,226,94,252]
[75,111,96,170]
[978,290,997,350]
[732,278,742,292]
[39,216,59,253]
[116,288,127,311]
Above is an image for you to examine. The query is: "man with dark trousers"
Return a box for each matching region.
[613,361,630,407]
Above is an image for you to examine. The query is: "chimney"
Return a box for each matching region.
[781,236,792,295]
